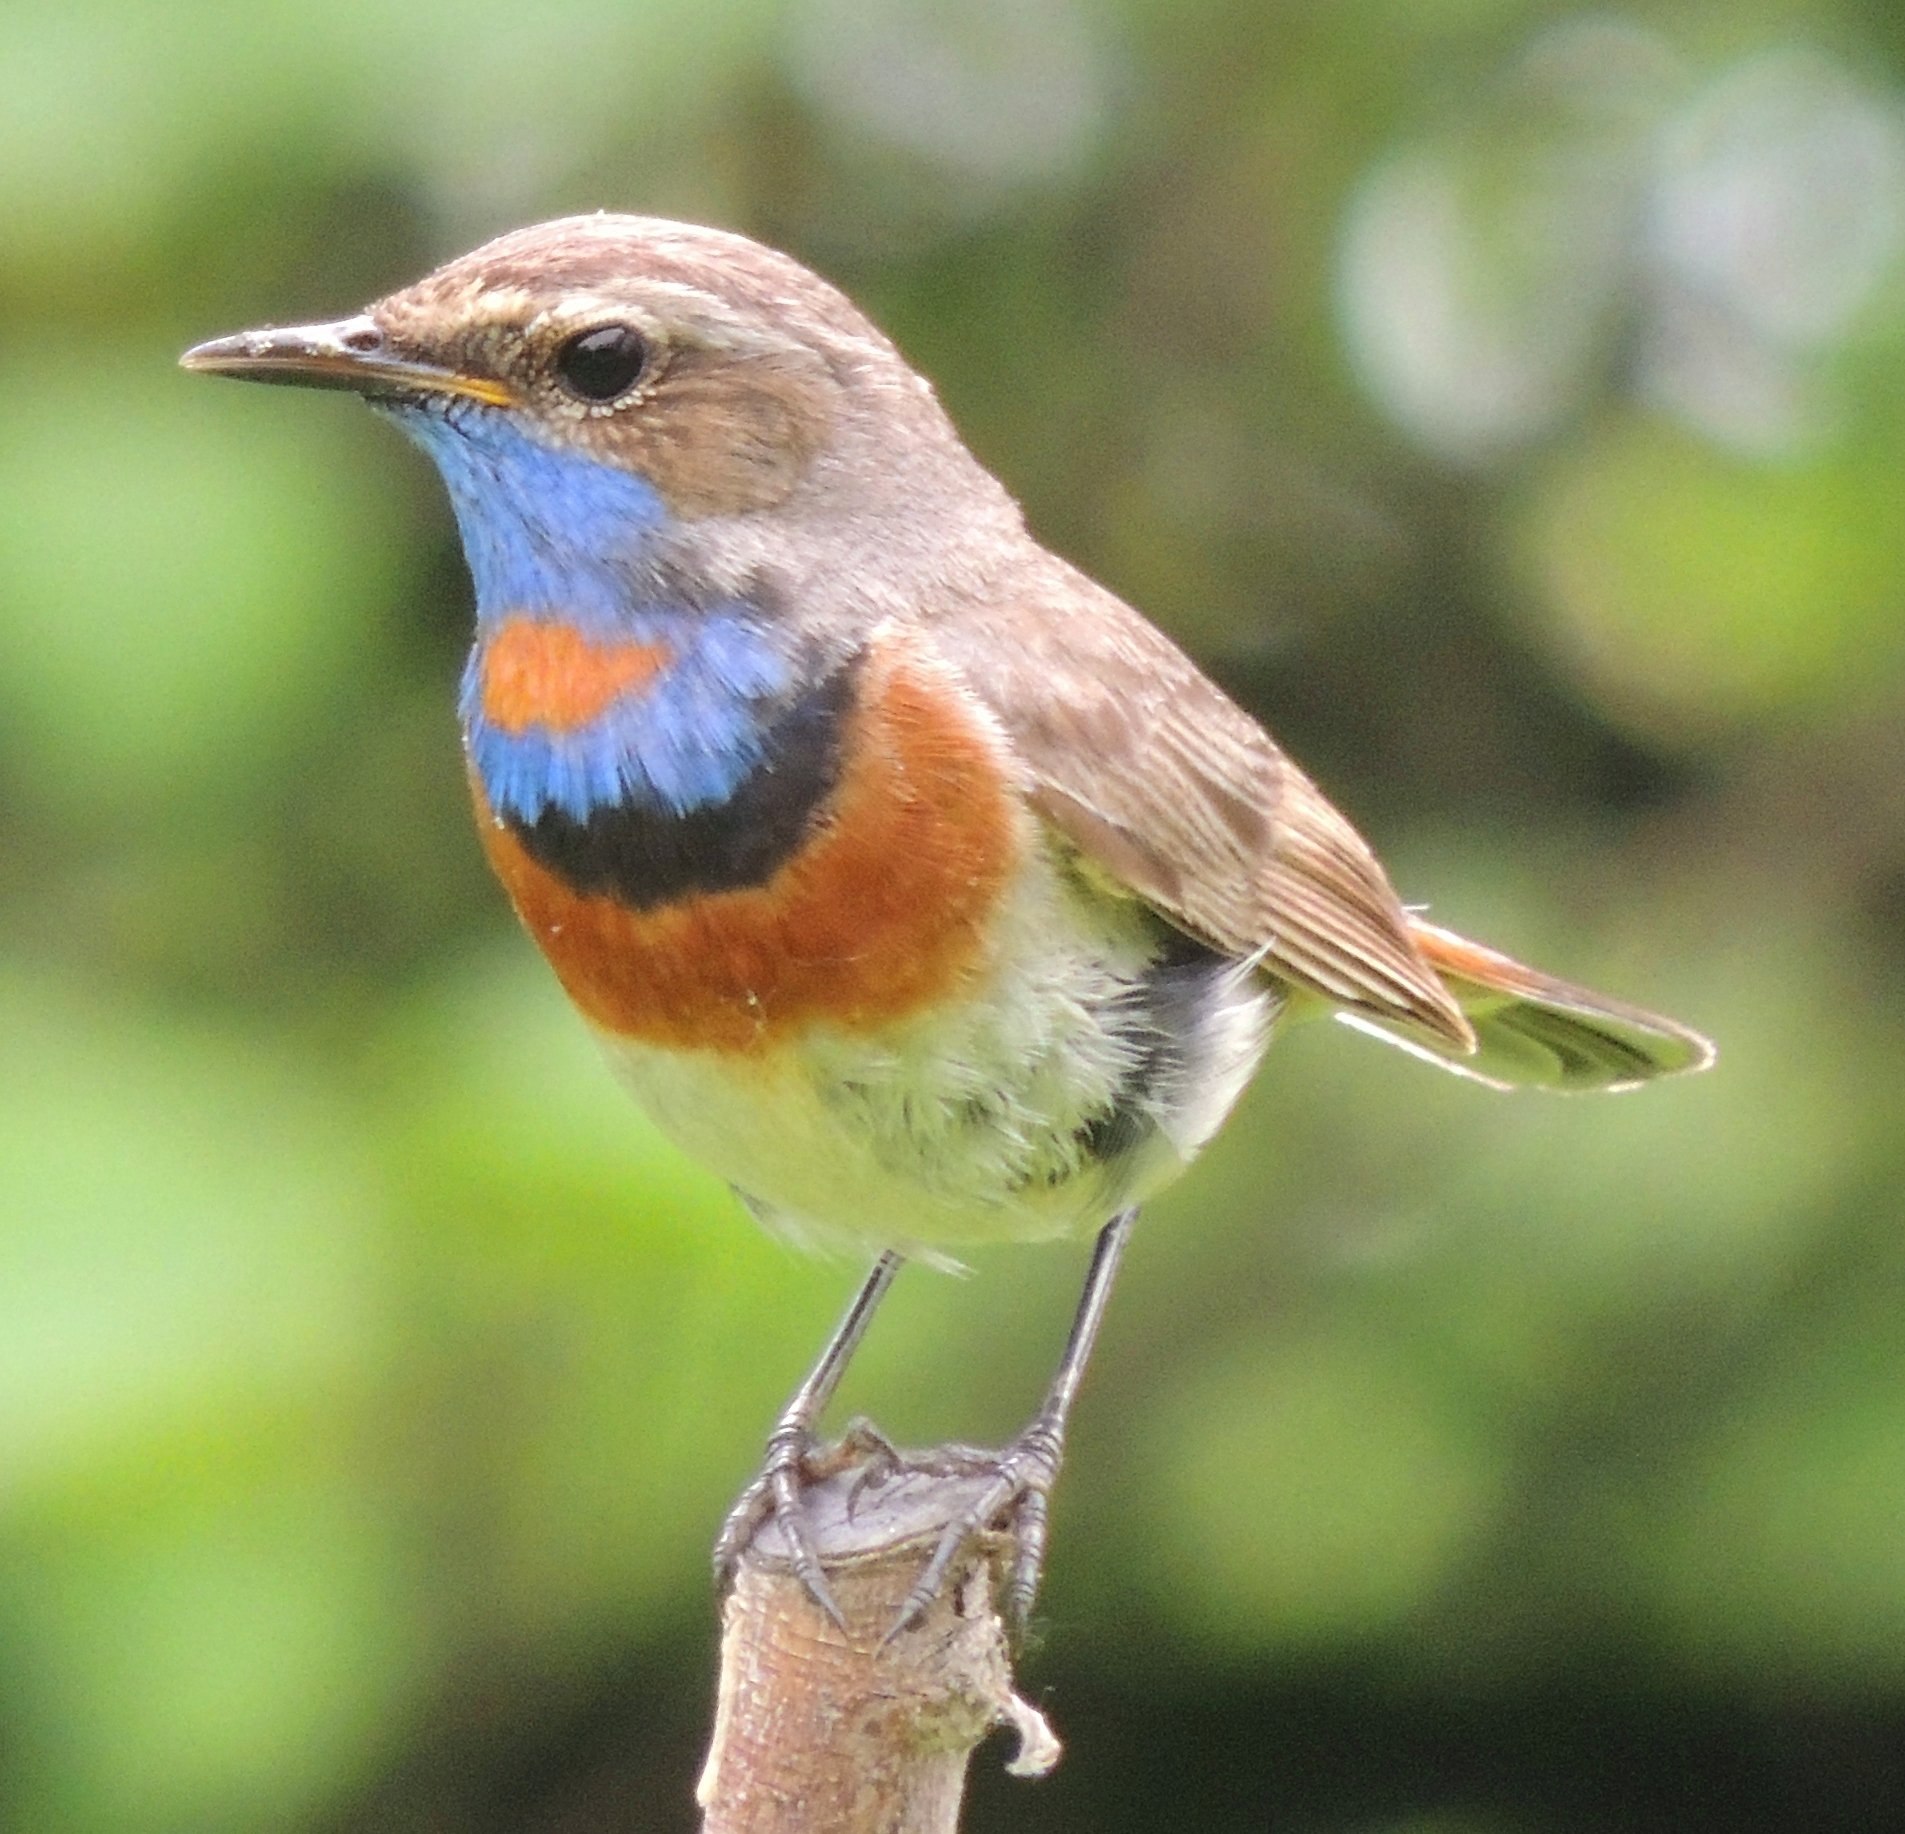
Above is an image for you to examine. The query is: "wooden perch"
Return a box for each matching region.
[698,1438,1061,1834]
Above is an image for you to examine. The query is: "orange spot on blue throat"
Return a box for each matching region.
[462,609,792,825]
[479,618,671,734]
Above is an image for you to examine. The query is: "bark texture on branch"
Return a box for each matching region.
[698,1446,1059,1834]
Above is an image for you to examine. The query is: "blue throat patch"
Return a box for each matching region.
[390,402,794,824]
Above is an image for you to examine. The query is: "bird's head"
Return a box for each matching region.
[182,215,1019,623]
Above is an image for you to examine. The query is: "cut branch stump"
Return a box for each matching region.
[698,1445,1060,1834]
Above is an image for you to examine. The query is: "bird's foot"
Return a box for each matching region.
[878,1417,1065,1643]
[712,1417,872,1629]
[712,1415,1063,1642]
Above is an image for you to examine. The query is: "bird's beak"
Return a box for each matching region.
[179,314,516,407]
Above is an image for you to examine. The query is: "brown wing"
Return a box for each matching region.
[932,556,1474,1051]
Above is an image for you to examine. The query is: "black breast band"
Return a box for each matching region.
[506,654,858,910]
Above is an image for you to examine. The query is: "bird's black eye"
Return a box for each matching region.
[554,325,648,402]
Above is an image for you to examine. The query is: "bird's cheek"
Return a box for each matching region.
[611,360,829,518]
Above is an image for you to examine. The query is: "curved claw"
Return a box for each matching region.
[880,1420,1066,1646]
[1002,1487,1049,1630]
[713,1425,846,1630]
[710,1474,773,1589]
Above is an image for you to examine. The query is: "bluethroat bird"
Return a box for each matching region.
[184,216,1714,1631]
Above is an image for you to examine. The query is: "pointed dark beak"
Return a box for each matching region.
[179,314,515,407]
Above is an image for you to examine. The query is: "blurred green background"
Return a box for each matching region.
[3,1,1903,1829]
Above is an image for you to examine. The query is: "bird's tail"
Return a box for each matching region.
[1335,919,1716,1092]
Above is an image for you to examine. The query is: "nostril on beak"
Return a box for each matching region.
[339,324,385,354]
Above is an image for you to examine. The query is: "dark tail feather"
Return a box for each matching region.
[1336,920,1716,1092]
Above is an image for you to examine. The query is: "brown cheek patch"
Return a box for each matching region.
[603,349,829,517]
[480,618,672,734]
[471,649,1022,1053]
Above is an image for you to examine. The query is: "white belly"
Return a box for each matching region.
[598,857,1277,1255]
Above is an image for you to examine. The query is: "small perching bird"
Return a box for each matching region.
[184,215,1713,1631]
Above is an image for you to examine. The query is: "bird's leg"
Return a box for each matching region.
[887,1206,1138,1640]
[712,1250,903,1626]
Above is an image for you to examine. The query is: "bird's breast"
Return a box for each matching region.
[469,633,1028,1052]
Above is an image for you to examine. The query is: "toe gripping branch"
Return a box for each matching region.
[713,1208,1137,1643]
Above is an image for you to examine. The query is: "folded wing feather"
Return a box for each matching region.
[933,556,1712,1092]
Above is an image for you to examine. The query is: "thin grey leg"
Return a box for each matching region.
[891,1207,1138,1637]
[712,1250,904,1625]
